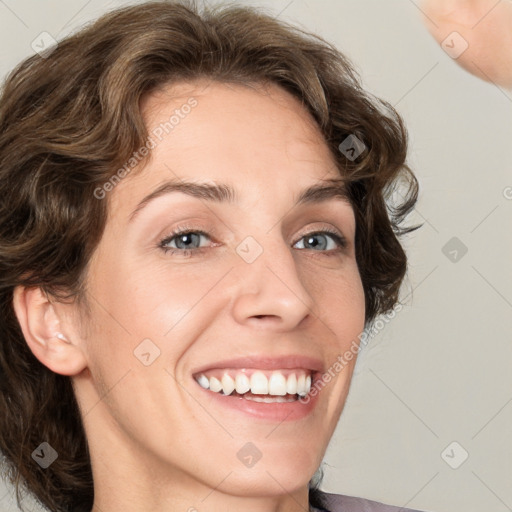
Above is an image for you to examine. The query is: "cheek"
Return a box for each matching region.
[90,249,213,329]
[124,260,229,330]
[85,256,232,374]
[305,259,366,342]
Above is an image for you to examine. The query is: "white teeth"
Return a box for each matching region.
[297,374,307,397]
[196,370,313,398]
[286,373,297,395]
[235,373,251,394]
[250,371,269,394]
[268,372,287,396]
[244,395,297,403]
[209,376,222,393]
[221,374,235,395]
[197,374,210,390]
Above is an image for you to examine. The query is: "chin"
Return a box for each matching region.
[214,463,317,498]
[214,436,324,496]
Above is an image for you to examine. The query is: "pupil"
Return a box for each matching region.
[177,233,198,249]
[306,234,326,250]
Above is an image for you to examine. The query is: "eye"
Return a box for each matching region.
[158,226,347,257]
[159,228,212,256]
[293,230,347,253]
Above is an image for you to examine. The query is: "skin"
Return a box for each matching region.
[420,0,512,88]
[13,80,366,512]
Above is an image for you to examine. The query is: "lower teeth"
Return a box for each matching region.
[216,390,301,403]
[242,394,297,403]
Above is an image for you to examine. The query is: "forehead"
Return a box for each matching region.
[110,80,344,217]
[141,79,333,165]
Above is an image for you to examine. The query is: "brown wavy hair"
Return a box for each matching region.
[0,1,419,511]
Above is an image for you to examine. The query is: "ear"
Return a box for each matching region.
[12,286,88,376]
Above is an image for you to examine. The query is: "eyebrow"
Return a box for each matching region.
[128,177,351,223]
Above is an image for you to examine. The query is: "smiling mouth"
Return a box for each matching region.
[193,368,313,402]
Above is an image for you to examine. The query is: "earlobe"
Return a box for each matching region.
[11,286,88,376]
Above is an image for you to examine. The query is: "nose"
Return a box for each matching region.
[230,236,316,331]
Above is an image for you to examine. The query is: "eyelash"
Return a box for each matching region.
[158,224,347,258]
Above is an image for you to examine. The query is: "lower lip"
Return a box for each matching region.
[194,380,320,422]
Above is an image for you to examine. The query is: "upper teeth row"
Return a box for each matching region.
[195,370,312,397]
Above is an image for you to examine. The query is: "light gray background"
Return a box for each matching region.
[0,1,511,511]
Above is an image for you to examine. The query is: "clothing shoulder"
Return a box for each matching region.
[315,490,428,512]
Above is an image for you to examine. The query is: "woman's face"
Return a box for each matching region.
[73,80,366,506]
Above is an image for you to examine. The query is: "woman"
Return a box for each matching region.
[0,1,424,511]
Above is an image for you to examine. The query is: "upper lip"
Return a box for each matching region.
[191,355,325,375]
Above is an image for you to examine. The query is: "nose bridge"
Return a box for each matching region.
[230,231,316,327]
